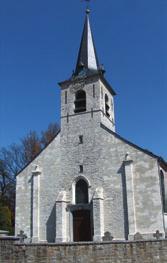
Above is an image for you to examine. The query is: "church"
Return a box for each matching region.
[15,9,167,243]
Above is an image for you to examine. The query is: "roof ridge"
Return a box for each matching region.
[16,130,60,176]
[100,123,167,166]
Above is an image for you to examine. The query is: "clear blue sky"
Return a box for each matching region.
[0,0,167,159]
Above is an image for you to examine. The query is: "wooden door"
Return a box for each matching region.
[73,210,92,242]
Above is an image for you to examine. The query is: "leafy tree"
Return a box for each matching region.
[0,158,16,232]
[0,122,60,234]
[0,205,12,234]
[41,122,60,147]
[0,144,24,181]
[0,160,9,199]
[22,131,42,164]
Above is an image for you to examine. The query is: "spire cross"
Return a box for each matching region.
[17,230,27,243]
[153,230,162,240]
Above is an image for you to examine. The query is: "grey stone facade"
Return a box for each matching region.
[15,9,167,243]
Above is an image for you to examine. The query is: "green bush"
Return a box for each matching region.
[0,204,13,234]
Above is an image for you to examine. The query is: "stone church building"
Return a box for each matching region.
[15,9,167,243]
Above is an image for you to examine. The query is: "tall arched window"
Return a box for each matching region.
[75,179,88,204]
[105,94,110,117]
[160,170,166,212]
[74,90,86,113]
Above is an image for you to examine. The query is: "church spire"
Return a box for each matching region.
[74,8,102,77]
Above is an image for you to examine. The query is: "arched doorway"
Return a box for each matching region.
[72,178,93,241]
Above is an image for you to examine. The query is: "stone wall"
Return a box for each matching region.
[1,238,167,263]
[15,134,61,242]
[0,237,19,262]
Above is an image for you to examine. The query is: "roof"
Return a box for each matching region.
[59,9,116,96]
[74,9,103,77]
[100,123,167,170]
[59,72,116,96]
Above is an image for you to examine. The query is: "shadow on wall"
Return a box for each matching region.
[46,204,56,243]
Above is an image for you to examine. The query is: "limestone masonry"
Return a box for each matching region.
[15,9,167,244]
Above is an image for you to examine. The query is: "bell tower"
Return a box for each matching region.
[57,9,116,242]
[59,8,116,132]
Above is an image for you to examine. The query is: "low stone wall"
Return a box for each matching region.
[1,238,167,263]
[0,237,19,262]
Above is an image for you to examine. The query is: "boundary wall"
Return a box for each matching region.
[1,237,167,263]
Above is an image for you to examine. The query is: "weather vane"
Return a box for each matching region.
[82,0,91,3]
[82,0,91,11]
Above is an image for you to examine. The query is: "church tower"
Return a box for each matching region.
[56,9,116,242]
[59,9,116,133]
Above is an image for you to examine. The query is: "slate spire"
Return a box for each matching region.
[74,9,102,77]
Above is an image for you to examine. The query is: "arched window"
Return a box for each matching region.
[105,94,110,117]
[160,170,166,212]
[75,179,88,204]
[74,90,86,113]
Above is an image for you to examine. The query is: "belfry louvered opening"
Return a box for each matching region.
[105,94,110,117]
[74,90,86,113]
